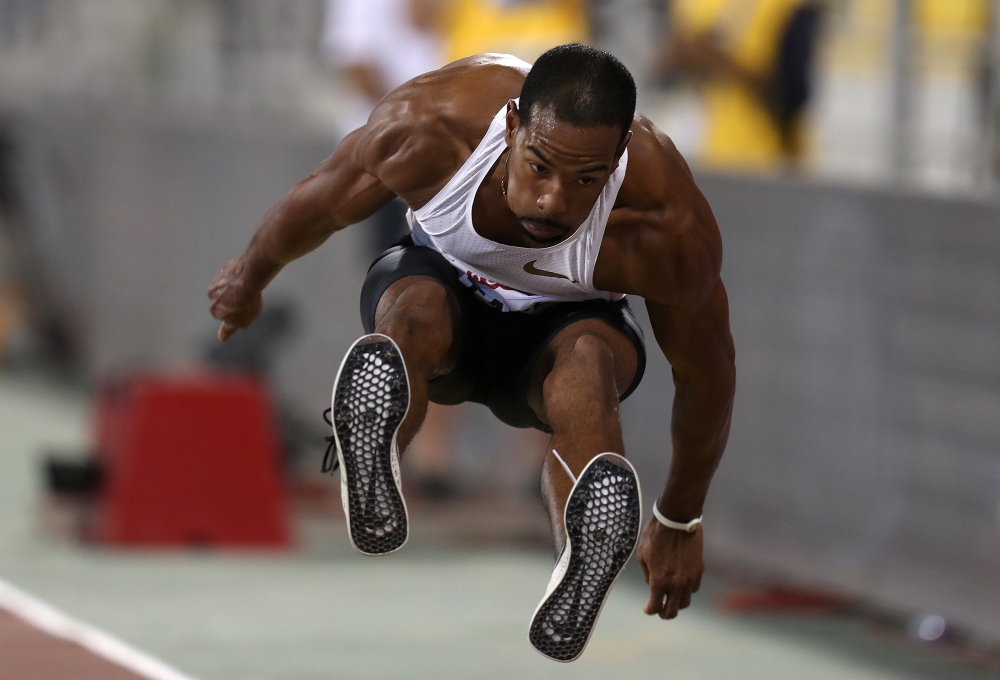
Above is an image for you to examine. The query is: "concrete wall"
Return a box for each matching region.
[11,108,1000,638]
[11,107,367,405]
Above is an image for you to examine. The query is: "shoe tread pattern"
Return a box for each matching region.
[334,339,409,555]
[529,457,641,661]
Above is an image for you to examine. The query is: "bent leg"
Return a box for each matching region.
[332,273,460,555]
[525,320,642,661]
[372,274,461,454]
[527,319,639,553]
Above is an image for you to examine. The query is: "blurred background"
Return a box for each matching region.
[1,1,999,678]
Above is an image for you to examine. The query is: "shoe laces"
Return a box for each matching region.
[321,408,339,474]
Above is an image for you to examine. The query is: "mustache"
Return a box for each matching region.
[519,217,571,244]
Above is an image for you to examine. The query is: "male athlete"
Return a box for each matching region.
[208,44,735,662]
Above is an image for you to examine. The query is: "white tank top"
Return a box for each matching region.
[407,102,628,312]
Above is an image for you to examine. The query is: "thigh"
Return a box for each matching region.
[525,317,640,427]
[360,241,465,335]
[481,300,647,431]
[360,241,468,382]
[373,275,460,335]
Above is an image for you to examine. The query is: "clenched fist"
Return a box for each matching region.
[208,258,265,342]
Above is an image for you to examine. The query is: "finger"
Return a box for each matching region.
[693,573,703,593]
[644,585,666,616]
[218,321,236,342]
[679,588,693,610]
[663,587,685,620]
[639,557,650,584]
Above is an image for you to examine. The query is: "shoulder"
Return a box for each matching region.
[603,116,722,310]
[355,54,529,204]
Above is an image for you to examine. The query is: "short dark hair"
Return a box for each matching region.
[519,44,636,139]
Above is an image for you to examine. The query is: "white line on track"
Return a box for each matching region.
[0,575,199,680]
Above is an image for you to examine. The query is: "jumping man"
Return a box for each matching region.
[208,44,736,662]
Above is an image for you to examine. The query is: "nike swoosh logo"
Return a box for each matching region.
[523,260,576,283]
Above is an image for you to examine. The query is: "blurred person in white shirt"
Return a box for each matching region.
[323,0,443,133]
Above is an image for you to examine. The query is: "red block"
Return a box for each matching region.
[92,372,291,548]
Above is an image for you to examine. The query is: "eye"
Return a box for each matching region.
[578,177,597,186]
[529,162,547,174]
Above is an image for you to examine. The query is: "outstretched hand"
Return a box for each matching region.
[208,258,264,342]
[636,517,704,619]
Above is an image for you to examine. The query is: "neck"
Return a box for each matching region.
[472,148,529,247]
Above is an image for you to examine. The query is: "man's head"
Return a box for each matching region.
[504,44,636,246]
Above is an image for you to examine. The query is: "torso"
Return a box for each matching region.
[361,54,722,312]
[408,102,628,312]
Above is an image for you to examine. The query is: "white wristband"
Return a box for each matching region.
[652,500,702,533]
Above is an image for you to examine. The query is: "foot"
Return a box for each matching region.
[529,453,642,662]
[330,333,410,555]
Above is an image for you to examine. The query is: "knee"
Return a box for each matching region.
[375,280,454,342]
[374,279,458,376]
[542,335,619,422]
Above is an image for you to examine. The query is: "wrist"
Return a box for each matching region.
[652,498,702,532]
[655,494,703,524]
[240,250,281,293]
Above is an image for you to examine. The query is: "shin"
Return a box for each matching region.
[538,334,626,553]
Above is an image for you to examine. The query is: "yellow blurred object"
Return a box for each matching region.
[823,0,892,77]
[673,0,808,172]
[914,0,987,32]
[848,0,893,29]
[913,0,988,80]
[822,0,988,78]
[440,0,588,63]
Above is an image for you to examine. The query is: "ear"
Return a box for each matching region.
[615,130,632,160]
[611,129,632,171]
[504,99,521,147]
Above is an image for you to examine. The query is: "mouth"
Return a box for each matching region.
[520,218,570,244]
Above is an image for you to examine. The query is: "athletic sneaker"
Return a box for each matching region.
[529,452,642,662]
[327,333,410,556]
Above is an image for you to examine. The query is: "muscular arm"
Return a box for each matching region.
[614,122,736,618]
[633,254,735,618]
[246,129,395,292]
[637,274,736,621]
[619,124,736,518]
[648,279,735,521]
[208,127,395,340]
[208,56,525,340]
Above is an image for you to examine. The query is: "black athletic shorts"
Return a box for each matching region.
[359,236,646,431]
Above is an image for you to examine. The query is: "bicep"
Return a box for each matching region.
[291,128,397,230]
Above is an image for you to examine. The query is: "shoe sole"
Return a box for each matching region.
[529,453,642,662]
[330,333,410,556]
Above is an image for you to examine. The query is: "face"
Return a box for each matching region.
[504,102,630,246]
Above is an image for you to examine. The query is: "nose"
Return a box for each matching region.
[536,181,567,215]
